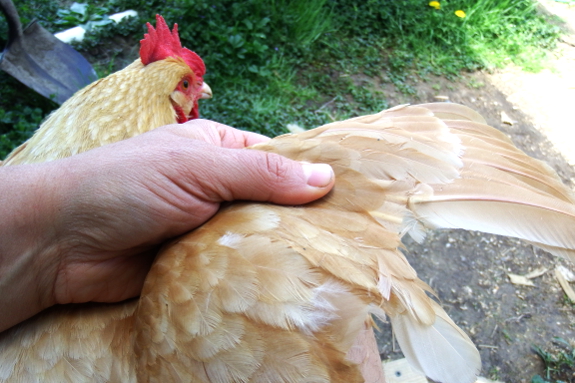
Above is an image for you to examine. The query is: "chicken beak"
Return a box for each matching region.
[200,82,212,99]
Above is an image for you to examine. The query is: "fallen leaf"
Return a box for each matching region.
[501,111,515,125]
[508,274,535,287]
[382,358,427,383]
[556,265,575,282]
[476,377,505,383]
[555,267,575,302]
[524,267,548,279]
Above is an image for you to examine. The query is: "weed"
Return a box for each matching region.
[55,2,114,31]
[532,337,575,383]
[0,73,57,158]
[562,294,575,308]
[489,366,501,381]
[502,328,514,343]
[468,78,485,89]
[0,106,46,159]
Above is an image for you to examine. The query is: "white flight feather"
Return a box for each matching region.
[390,307,481,383]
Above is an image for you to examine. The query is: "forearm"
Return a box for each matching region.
[0,163,63,331]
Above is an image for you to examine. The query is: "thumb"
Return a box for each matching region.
[199,146,335,205]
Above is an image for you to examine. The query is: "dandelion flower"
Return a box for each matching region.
[429,1,440,9]
[455,10,466,18]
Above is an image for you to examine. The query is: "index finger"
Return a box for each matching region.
[174,119,271,149]
[214,123,271,148]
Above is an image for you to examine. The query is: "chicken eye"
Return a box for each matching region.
[182,80,189,89]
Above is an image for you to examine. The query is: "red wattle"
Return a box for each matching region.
[172,103,188,124]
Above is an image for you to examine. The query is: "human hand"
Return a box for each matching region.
[0,120,334,331]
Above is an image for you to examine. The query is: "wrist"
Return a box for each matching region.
[0,162,67,331]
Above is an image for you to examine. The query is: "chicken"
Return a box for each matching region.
[2,17,575,383]
[2,101,575,383]
[2,15,212,166]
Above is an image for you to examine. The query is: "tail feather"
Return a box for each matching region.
[388,300,481,383]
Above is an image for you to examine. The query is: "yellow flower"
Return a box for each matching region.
[429,1,440,9]
[455,10,466,18]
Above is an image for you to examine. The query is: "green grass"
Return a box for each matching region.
[0,75,58,158]
[532,337,575,383]
[0,0,564,158]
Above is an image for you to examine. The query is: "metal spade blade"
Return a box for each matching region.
[0,0,98,104]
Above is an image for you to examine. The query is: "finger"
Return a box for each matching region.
[214,123,271,148]
[191,146,335,205]
[166,120,271,148]
[347,323,386,383]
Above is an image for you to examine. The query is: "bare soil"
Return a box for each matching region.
[373,2,575,381]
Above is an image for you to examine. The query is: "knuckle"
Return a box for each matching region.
[153,123,180,135]
[263,153,292,183]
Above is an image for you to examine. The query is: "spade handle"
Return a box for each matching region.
[0,0,23,44]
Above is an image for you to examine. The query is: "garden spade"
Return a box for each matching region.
[0,0,98,105]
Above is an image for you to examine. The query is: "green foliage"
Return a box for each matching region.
[0,76,51,159]
[170,0,561,135]
[173,0,332,79]
[330,0,561,73]
[462,0,561,71]
[70,14,142,51]
[0,0,564,150]
[0,73,58,158]
[0,107,44,159]
[55,2,114,31]
[532,337,575,383]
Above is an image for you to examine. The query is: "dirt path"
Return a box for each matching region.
[487,0,575,168]
[375,2,575,382]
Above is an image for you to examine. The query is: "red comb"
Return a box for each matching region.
[140,15,205,77]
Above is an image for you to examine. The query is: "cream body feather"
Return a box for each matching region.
[2,104,575,383]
